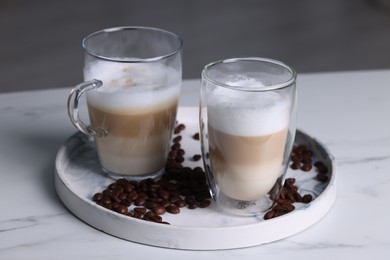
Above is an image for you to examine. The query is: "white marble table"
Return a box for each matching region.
[1,70,389,259]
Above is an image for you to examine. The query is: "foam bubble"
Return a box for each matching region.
[208,82,290,136]
[84,60,181,112]
[226,76,265,89]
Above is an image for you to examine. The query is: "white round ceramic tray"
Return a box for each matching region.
[55,107,336,250]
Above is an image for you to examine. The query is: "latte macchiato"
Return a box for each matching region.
[207,81,290,201]
[85,60,181,176]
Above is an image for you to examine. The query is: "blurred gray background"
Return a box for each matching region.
[1,0,390,93]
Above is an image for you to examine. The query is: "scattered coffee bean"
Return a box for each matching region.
[317,173,329,182]
[302,194,313,203]
[314,161,329,174]
[264,210,276,220]
[174,123,186,134]
[193,133,200,140]
[192,154,202,161]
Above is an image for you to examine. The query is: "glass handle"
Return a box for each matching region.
[67,79,107,137]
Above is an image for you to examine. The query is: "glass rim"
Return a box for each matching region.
[82,26,183,63]
[202,57,297,91]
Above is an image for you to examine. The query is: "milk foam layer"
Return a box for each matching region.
[85,60,181,112]
[208,81,290,136]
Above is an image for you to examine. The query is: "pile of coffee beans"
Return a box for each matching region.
[92,123,211,224]
[264,144,329,220]
[290,144,329,182]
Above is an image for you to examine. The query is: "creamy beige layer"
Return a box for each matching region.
[88,100,178,175]
[208,126,288,201]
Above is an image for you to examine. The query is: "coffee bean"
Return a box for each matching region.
[199,200,211,208]
[171,143,181,150]
[92,193,103,202]
[317,173,329,182]
[177,149,185,156]
[144,201,159,210]
[293,192,303,202]
[134,196,146,206]
[157,190,170,200]
[185,196,195,204]
[157,199,168,207]
[108,183,119,191]
[273,203,294,213]
[153,205,166,215]
[118,193,127,200]
[166,205,180,214]
[112,202,120,210]
[175,199,187,208]
[290,161,301,170]
[302,194,313,203]
[188,201,199,209]
[150,215,163,223]
[116,178,128,185]
[301,163,312,171]
[264,210,276,220]
[314,161,329,174]
[145,211,156,218]
[101,196,111,205]
[127,191,139,201]
[193,133,200,140]
[163,182,179,192]
[174,124,186,134]
[286,192,295,202]
[102,189,113,197]
[192,154,202,161]
[132,212,142,219]
[134,207,147,214]
[284,178,295,187]
[169,194,181,203]
[173,135,182,143]
[116,205,128,214]
[175,156,185,163]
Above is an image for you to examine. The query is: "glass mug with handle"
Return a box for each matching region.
[200,57,297,215]
[67,26,183,179]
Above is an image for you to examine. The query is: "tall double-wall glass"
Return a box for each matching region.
[200,57,297,215]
